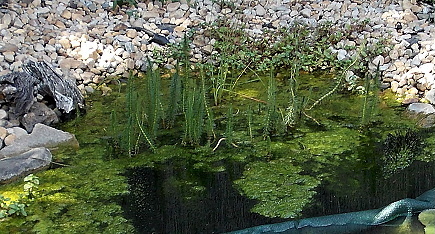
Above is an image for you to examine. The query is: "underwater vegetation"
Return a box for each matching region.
[381,129,424,177]
[234,158,320,218]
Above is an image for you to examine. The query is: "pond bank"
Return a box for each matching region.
[0,0,434,101]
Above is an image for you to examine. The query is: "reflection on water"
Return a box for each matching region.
[123,159,435,233]
[123,163,286,233]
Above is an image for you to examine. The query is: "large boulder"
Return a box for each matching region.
[0,147,52,184]
[0,123,78,159]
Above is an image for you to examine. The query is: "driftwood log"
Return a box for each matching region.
[0,61,84,116]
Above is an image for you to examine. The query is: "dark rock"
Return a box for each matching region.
[0,61,84,116]
[20,102,59,132]
[23,61,84,113]
[129,26,170,45]
[0,123,78,159]
[0,147,52,184]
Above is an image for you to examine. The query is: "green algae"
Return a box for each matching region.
[234,158,320,218]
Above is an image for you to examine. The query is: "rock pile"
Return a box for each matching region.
[0,0,433,100]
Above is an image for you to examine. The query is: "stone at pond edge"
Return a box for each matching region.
[0,123,79,159]
[406,103,435,115]
[424,89,435,104]
[0,147,52,184]
[405,103,435,128]
[21,102,59,132]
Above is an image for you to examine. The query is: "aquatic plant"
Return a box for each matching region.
[122,67,160,155]
[182,78,207,145]
[124,74,139,155]
[211,62,229,106]
[360,64,380,127]
[143,59,163,139]
[381,130,423,176]
[234,158,320,218]
[263,70,281,136]
[225,105,234,145]
[166,64,182,128]
[283,63,304,128]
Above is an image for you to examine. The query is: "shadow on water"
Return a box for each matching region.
[122,156,435,234]
[123,162,286,234]
[308,160,435,216]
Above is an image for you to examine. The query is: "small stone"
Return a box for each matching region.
[420,63,434,74]
[301,8,311,18]
[0,43,19,53]
[84,86,95,94]
[114,35,130,42]
[337,49,347,61]
[390,50,399,60]
[59,58,83,69]
[174,25,186,32]
[391,81,399,92]
[45,44,56,53]
[372,55,384,66]
[58,38,71,49]
[61,10,72,19]
[0,110,7,120]
[3,52,14,63]
[0,127,7,140]
[167,2,180,11]
[203,44,213,54]
[180,3,189,11]
[126,29,138,38]
[407,87,419,95]
[34,43,45,52]
[1,14,11,26]
[425,89,435,104]
[255,5,266,16]
[55,20,66,29]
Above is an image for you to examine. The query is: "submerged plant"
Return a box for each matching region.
[263,70,281,136]
[381,130,423,176]
[234,158,320,218]
[225,105,234,145]
[360,64,380,127]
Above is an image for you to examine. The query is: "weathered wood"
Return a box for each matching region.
[0,61,84,116]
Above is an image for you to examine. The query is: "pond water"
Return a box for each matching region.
[1,71,434,233]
